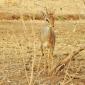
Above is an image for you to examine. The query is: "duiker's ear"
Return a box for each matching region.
[42,7,49,16]
[44,7,49,15]
[41,11,46,19]
[49,8,56,17]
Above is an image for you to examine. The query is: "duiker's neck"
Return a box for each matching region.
[44,21,53,28]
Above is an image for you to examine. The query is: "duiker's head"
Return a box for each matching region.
[45,13,55,27]
[42,8,55,27]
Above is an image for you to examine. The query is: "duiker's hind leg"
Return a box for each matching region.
[48,47,54,72]
[50,47,54,66]
[50,47,54,57]
[41,44,44,56]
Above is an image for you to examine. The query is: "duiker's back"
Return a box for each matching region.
[40,8,55,57]
[40,26,50,42]
[40,25,55,48]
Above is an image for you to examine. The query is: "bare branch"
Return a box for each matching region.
[50,45,85,75]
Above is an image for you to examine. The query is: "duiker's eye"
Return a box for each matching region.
[46,18,49,22]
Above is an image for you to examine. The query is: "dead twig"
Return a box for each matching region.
[50,45,85,75]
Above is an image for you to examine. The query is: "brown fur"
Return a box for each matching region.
[40,12,55,57]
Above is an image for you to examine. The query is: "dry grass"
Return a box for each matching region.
[0,20,85,85]
[0,0,85,85]
[0,0,85,20]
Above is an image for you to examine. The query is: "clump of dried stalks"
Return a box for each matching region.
[18,7,85,85]
[6,1,85,85]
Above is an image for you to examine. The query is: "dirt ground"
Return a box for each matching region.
[0,20,85,85]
